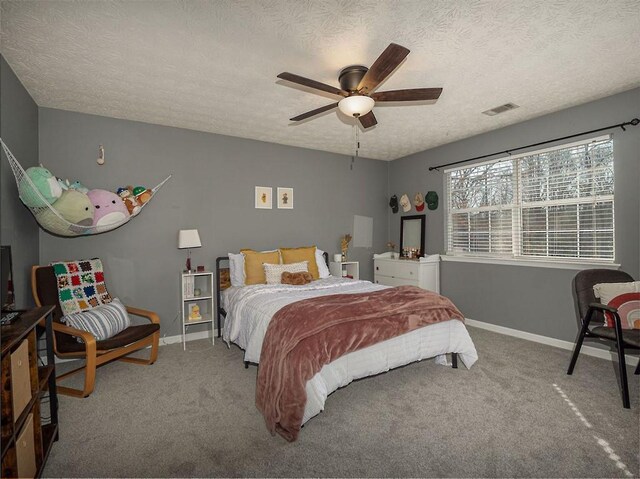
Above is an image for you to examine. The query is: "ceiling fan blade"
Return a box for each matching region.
[358,111,377,129]
[278,72,348,97]
[290,102,339,121]
[357,43,410,93]
[372,88,443,102]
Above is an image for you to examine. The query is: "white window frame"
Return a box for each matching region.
[443,134,617,269]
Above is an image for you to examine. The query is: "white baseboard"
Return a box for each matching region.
[465,318,639,366]
[159,329,217,346]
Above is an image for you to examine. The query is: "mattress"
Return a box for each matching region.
[222,277,478,425]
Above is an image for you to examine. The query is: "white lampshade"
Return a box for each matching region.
[338,95,375,117]
[178,229,202,249]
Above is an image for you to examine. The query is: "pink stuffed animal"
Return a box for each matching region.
[87,189,130,231]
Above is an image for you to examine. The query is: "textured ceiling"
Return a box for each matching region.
[1,0,639,161]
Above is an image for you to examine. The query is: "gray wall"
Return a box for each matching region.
[0,56,39,309]
[38,108,389,338]
[389,88,640,342]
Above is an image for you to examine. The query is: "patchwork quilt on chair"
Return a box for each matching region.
[51,258,113,315]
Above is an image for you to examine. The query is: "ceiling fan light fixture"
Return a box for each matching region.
[338,95,375,118]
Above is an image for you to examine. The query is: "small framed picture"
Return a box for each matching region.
[188,303,202,321]
[255,186,272,209]
[277,187,293,209]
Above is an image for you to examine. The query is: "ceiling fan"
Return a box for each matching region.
[277,43,442,129]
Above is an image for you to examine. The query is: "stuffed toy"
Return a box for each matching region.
[132,186,152,205]
[48,189,94,225]
[36,189,95,235]
[87,189,130,231]
[57,178,70,191]
[19,165,63,207]
[116,186,141,216]
[281,271,313,285]
[68,180,89,194]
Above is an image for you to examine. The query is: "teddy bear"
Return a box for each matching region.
[116,186,141,216]
[281,271,313,285]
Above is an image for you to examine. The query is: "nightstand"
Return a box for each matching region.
[180,271,214,350]
[329,261,359,280]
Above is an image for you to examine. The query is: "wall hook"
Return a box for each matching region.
[97,145,105,165]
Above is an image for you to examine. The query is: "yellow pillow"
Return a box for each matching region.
[280,246,319,280]
[241,249,281,285]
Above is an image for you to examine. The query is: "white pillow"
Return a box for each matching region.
[62,298,130,342]
[264,261,309,284]
[593,281,640,304]
[316,249,330,279]
[228,253,246,287]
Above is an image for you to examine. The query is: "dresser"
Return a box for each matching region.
[373,255,440,293]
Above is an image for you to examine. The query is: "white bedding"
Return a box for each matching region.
[222,277,478,425]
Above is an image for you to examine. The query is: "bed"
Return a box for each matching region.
[215,255,478,439]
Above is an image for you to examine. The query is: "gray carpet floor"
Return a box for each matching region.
[43,326,639,478]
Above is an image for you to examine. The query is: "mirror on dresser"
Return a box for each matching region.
[399,214,425,258]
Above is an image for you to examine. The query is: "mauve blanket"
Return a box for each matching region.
[255,285,464,441]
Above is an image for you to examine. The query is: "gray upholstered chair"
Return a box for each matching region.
[567,269,639,408]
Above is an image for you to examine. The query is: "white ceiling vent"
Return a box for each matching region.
[482,103,520,116]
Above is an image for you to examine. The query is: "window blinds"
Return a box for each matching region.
[446,136,614,261]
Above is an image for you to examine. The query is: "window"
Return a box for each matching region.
[446,136,614,262]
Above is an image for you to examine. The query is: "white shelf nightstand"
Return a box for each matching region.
[329,261,359,280]
[181,271,215,350]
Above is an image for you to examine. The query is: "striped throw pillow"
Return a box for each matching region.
[263,261,309,284]
[62,298,130,342]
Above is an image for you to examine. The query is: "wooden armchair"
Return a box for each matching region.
[31,265,160,398]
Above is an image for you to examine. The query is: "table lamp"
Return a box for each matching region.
[178,229,201,272]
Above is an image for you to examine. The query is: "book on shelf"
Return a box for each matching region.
[183,275,195,298]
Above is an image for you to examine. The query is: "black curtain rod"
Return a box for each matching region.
[428,117,640,171]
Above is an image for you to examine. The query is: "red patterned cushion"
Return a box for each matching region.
[604,293,640,329]
[594,281,640,329]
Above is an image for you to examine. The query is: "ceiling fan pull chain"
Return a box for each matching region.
[350,124,357,170]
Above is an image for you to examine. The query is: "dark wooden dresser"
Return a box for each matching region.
[1,307,59,478]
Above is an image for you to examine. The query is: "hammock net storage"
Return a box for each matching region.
[1,139,170,237]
